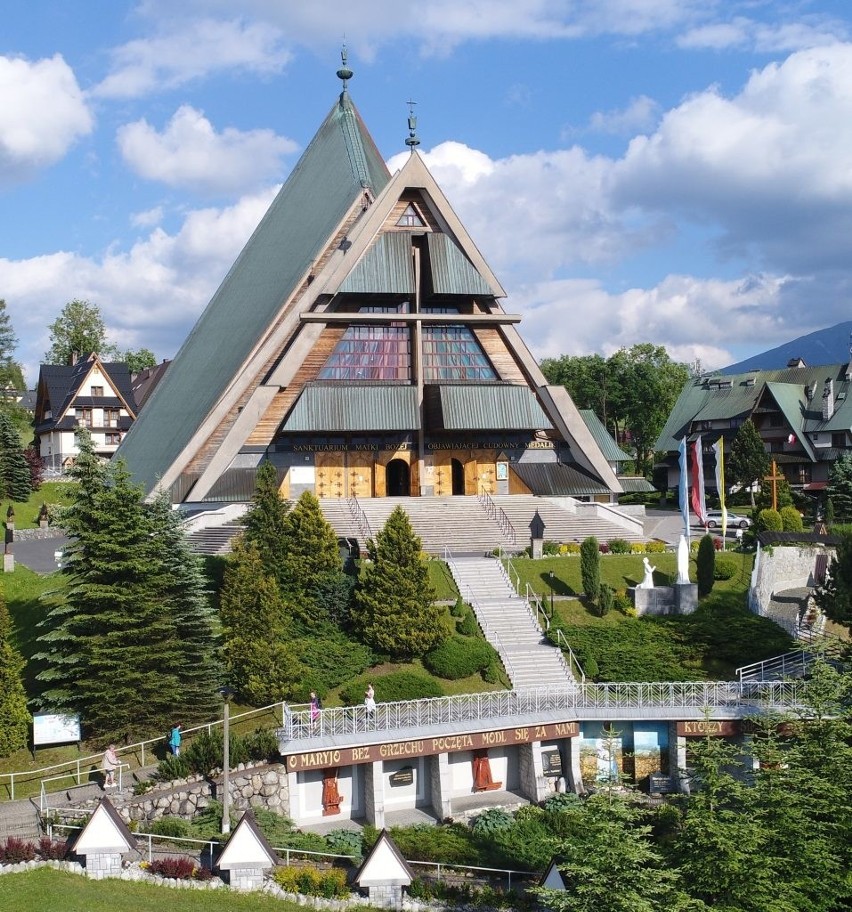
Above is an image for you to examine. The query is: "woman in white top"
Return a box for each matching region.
[102,744,119,788]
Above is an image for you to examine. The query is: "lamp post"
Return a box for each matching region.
[549,571,554,614]
[219,686,235,835]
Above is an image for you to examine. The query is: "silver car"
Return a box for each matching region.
[705,510,751,529]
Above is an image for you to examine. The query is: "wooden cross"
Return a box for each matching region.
[764,458,784,511]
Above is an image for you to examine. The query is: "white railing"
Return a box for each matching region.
[1,701,289,802]
[278,680,802,744]
[39,763,131,813]
[496,550,551,632]
[555,629,586,683]
[444,547,515,683]
[477,490,517,545]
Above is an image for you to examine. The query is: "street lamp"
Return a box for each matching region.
[219,686,235,835]
[549,571,554,614]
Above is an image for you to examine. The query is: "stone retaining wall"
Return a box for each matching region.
[12,527,66,541]
[749,543,834,628]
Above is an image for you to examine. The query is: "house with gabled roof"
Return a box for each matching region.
[116,58,620,508]
[655,361,852,498]
[34,353,136,473]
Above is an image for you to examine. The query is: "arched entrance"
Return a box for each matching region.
[451,458,466,496]
[385,459,410,496]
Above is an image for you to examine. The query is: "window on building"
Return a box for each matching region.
[421,307,497,381]
[832,432,847,448]
[798,464,812,485]
[396,204,424,227]
[91,386,104,396]
[104,408,120,428]
[77,408,92,428]
[769,414,783,427]
[106,432,121,445]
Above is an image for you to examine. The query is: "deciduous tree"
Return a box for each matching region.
[44,299,116,365]
[353,506,445,659]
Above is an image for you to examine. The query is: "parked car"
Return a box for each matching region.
[704,510,751,529]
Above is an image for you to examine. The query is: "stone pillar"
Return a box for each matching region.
[285,771,299,820]
[364,760,385,829]
[675,582,698,615]
[669,723,690,795]
[429,753,452,821]
[565,737,585,795]
[367,884,405,909]
[81,851,123,879]
[518,743,548,802]
[227,866,265,891]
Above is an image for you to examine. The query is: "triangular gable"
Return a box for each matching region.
[539,857,567,890]
[354,829,414,887]
[117,91,391,496]
[68,797,137,855]
[763,381,816,461]
[57,354,137,422]
[425,234,493,296]
[216,810,280,870]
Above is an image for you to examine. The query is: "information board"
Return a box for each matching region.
[33,713,81,746]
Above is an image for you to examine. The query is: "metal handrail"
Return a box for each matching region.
[495,550,550,633]
[555,629,586,683]
[477,490,517,545]
[347,495,373,543]
[1,700,290,802]
[278,680,803,744]
[39,762,130,812]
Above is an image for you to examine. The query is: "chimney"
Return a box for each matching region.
[822,378,835,421]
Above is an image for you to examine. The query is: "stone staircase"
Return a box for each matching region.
[446,555,571,688]
[0,798,41,839]
[185,521,245,555]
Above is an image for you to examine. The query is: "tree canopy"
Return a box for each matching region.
[727,419,770,504]
[0,592,29,758]
[827,452,852,523]
[44,299,112,365]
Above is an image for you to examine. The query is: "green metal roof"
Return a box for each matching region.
[339,232,415,294]
[618,475,657,493]
[511,462,609,496]
[429,384,553,431]
[426,234,494,296]
[656,363,852,452]
[579,410,630,462]
[117,92,391,494]
[281,383,418,432]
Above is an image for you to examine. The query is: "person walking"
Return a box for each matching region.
[364,684,376,725]
[102,744,119,788]
[169,724,182,757]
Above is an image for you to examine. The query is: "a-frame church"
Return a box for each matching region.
[118,62,620,505]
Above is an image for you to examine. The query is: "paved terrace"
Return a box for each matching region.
[277,682,802,755]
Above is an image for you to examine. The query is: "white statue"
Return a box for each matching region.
[677,535,690,584]
[639,556,656,589]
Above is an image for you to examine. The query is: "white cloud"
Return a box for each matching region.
[0,54,93,184]
[587,95,661,135]
[117,105,298,194]
[130,206,165,229]
[94,18,291,99]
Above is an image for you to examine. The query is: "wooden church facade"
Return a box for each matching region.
[118,70,620,505]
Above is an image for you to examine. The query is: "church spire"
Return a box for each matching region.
[405,99,420,151]
[337,45,353,96]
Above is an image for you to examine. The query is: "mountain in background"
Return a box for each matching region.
[721,320,852,374]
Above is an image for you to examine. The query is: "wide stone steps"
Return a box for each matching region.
[186,522,245,555]
[0,799,41,839]
[448,556,571,688]
[492,495,643,545]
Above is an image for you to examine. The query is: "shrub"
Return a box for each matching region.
[340,670,443,705]
[697,534,715,597]
[645,540,667,553]
[273,865,349,898]
[580,537,600,602]
[324,828,363,859]
[148,857,197,880]
[450,597,466,618]
[598,541,610,554]
[607,538,631,554]
[471,808,513,836]
[713,536,723,551]
[543,792,581,813]
[242,727,279,762]
[183,730,248,776]
[629,542,646,553]
[147,816,191,838]
[780,505,804,532]
[457,609,480,637]
[583,656,599,680]
[543,540,560,556]
[0,837,36,863]
[598,583,614,617]
[155,754,189,781]
[482,661,505,685]
[423,635,495,679]
[559,542,581,555]
[714,555,739,580]
[757,508,783,532]
[36,837,67,861]
[388,823,481,865]
[613,589,634,615]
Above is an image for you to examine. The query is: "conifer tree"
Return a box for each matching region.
[36,434,217,742]
[242,461,290,584]
[280,490,342,587]
[816,530,852,633]
[353,506,445,659]
[0,593,29,757]
[0,411,32,501]
[220,538,304,704]
[696,534,715,597]
[827,452,852,522]
[580,536,601,603]
[728,419,770,506]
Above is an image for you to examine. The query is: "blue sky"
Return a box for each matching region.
[2,0,852,382]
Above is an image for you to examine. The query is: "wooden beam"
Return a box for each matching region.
[299,312,522,325]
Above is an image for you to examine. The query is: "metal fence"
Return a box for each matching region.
[279,680,803,744]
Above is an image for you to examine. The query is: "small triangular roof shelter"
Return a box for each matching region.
[67,796,137,855]
[118,64,620,505]
[354,829,414,888]
[539,857,567,890]
[216,810,280,870]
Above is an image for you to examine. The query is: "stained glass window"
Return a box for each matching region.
[422,308,496,381]
[319,306,411,380]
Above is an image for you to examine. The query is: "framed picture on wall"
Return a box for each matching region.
[496,462,508,481]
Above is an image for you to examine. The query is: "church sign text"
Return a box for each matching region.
[677,720,740,737]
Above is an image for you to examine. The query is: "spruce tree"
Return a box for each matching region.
[243,461,290,584]
[220,538,304,704]
[0,411,32,502]
[0,593,29,757]
[36,434,217,742]
[280,490,342,586]
[827,452,852,522]
[580,536,601,603]
[816,530,852,632]
[728,419,770,506]
[353,506,445,659]
[696,533,715,597]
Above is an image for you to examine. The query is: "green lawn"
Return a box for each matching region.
[0,867,376,912]
[3,480,76,529]
[426,559,459,601]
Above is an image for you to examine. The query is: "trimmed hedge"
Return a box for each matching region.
[339,670,443,705]
[423,635,497,679]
